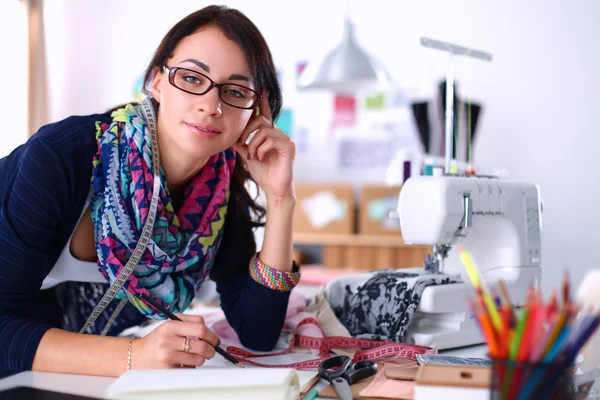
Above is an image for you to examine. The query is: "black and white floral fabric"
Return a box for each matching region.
[325,268,462,342]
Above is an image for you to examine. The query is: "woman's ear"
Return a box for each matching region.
[150,68,164,102]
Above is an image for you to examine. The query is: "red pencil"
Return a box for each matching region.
[498,280,517,328]
[547,290,558,321]
[562,271,570,307]
[508,301,538,400]
[517,303,539,362]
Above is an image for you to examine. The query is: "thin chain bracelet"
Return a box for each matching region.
[127,336,140,371]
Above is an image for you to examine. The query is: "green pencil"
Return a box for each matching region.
[303,388,319,400]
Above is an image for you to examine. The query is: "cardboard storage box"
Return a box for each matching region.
[293,184,355,235]
[359,185,402,236]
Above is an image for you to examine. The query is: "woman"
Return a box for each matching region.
[0,5,298,377]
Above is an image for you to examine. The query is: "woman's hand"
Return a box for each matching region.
[233,90,296,200]
[130,314,219,369]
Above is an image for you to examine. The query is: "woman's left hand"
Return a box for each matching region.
[233,90,295,199]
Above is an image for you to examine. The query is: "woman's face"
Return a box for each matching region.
[151,25,256,161]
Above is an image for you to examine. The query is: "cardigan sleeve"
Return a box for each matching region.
[210,210,292,351]
[0,136,77,373]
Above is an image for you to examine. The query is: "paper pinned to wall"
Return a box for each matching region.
[295,61,308,89]
[365,92,385,109]
[337,136,395,170]
[301,191,347,229]
[330,94,357,130]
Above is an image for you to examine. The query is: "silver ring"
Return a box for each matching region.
[182,337,190,353]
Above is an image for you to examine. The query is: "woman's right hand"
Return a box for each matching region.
[131,315,219,369]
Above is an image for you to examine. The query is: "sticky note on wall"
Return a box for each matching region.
[331,94,356,128]
[365,92,385,109]
[275,108,294,137]
[295,61,308,88]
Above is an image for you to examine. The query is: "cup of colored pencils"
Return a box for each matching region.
[458,245,599,400]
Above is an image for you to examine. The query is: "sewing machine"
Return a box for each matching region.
[397,175,543,350]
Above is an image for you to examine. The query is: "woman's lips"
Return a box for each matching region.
[185,122,221,138]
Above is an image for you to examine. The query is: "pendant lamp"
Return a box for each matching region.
[298,17,390,93]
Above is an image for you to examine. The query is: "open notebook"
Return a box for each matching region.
[105,368,317,400]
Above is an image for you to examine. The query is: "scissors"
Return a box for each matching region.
[318,355,378,400]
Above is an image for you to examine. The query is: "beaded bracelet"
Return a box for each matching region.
[249,253,301,292]
[126,336,140,371]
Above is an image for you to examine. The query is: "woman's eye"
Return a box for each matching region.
[183,75,202,85]
[225,89,246,99]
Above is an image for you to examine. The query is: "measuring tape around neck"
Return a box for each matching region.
[79,97,161,335]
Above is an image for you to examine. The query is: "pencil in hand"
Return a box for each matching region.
[139,293,243,368]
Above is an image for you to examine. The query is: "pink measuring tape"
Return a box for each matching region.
[224,317,436,369]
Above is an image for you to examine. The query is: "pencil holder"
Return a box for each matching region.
[489,357,574,400]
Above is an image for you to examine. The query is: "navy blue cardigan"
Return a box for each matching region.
[0,113,290,375]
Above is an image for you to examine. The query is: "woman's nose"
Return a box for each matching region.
[197,86,222,117]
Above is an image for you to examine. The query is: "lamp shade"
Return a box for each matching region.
[298,18,390,93]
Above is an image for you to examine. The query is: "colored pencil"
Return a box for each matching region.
[473,295,499,356]
[458,245,503,332]
[457,248,599,399]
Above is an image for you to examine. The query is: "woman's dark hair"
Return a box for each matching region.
[140,6,281,277]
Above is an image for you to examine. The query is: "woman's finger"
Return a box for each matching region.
[256,136,294,162]
[239,114,272,145]
[246,129,270,160]
[187,337,216,359]
[254,138,277,162]
[164,320,220,347]
[169,335,216,360]
[176,352,207,368]
[257,89,273,123]
[175,314,204,325]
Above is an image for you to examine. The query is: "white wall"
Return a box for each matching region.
[0,2,27,157]
[41,0,600,295]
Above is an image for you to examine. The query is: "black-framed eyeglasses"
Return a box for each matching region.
[163,66,261,110]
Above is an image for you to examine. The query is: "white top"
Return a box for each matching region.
[40,202,105,290]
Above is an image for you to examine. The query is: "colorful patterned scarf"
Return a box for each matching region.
[90,101,235,319]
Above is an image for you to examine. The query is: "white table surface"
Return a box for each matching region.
[0,345,488,399]
[0,371,114,399]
